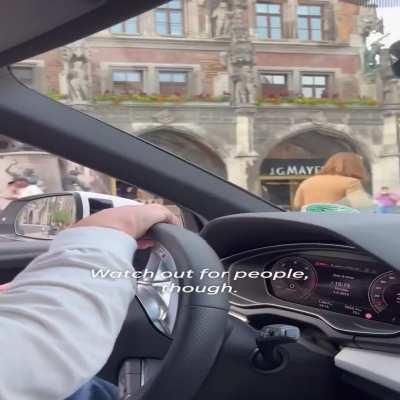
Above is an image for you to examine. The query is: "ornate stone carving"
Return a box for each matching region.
[5,159,45,189]
[307,111,328,127]
[60,40,91,103]
[358,14,384,39]
[211,1,231,38]
[378,45,400,104]
[152,110,175,124]
[227,0,257,106]
[389,40,400,78]
[233,65,257,105]
[62,168,90,191]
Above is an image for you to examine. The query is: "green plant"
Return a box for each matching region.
[92,92,231,104]
[256,96,380,107]
[51,210,73,227]
[47,91,67,101]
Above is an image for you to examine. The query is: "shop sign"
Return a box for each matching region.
[261,159,325,177]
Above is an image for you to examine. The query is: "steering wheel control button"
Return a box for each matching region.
[253,324,300,372]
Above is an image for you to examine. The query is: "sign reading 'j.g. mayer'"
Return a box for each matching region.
[261,159,326,177]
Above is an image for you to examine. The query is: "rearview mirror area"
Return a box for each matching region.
[15,194,78,239]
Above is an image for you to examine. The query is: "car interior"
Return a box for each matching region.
[0,1,400,400]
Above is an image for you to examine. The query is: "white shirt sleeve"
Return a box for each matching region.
[0,226,137,400]
[18,184,44,198]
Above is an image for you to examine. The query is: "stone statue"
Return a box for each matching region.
[322,3,336,41]
[365,40,384,72]
[233,65,257,105]
[5,161,45,190]
[363,34,390,78]
[60,41,91,103]
[389,40,400,78]
[22,168,45,189]
[198,0,211,36]
[62,168,90,191]
[212,1,230,37]
[358,14,384,39]
[227,0,257,106]
[377,46,400,104]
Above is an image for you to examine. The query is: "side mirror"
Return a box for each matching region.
[11,192,140,240]
[15,194,79,239]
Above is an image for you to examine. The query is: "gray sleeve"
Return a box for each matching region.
[0,226,137,400]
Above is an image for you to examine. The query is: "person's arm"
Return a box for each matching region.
[0,227,137,400]
[346,179,372,209]
[0,204,178,400]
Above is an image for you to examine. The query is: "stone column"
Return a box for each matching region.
[372,110,400,192]
[186,0,200,38]
[283,0,298,40]
[226,106,258,190]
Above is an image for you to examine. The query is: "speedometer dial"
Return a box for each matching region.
[369,271,400,322]
[269,256,317,302]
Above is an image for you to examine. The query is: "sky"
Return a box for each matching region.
[376,7,400,47]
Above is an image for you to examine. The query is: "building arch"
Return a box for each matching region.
[260,123,374,165]
[138,127,227,178]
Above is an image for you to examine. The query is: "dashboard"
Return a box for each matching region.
[225,244,400,335]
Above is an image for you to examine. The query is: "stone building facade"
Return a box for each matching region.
[6,0,399,209]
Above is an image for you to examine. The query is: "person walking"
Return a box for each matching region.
[293,152,371,211]
[374,186,398,214]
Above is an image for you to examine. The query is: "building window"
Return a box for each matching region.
[158,71,187,95]
[110,17,138,35]
[112,70,143,94]
[298,5,322,41]
[255,3,282,39]
[301,75,327,98]
[155,0,183,36]
[260,73,288,97]
[11,66,34,88]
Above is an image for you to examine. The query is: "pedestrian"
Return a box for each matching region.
[374,186,398,213]
[293,152,372,211]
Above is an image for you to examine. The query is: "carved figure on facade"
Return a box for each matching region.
[228,0,257,105]
[212,1,231,37]
[232,65,257,105]
[358,13,384,39]
[378,43,400,104]
[365,38,386,73]
[5,160,45,190]
[62,168,90,191]
[60,41,91,103]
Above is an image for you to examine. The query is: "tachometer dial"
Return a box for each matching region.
[268,256,317,302]
[369,271,400,319]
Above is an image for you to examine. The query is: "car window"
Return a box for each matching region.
[7,0,400,213]
[0,137,182,219]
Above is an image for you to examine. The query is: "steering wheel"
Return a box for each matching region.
[99,223,229,400]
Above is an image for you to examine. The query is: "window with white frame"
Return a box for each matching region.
[298,5,322,41]
[110,17,138,35]
[158,71,188,95]
[155,0,183,36]
[301,75,328,98]
[255,3,282,39]
[111,69,143,94]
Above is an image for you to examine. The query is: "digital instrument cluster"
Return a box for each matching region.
[267,255,400,326]
[226,246,400,333]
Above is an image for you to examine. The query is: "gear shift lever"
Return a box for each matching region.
[254,324,300,371]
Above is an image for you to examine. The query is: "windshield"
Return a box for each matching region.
[8,0,400,213]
